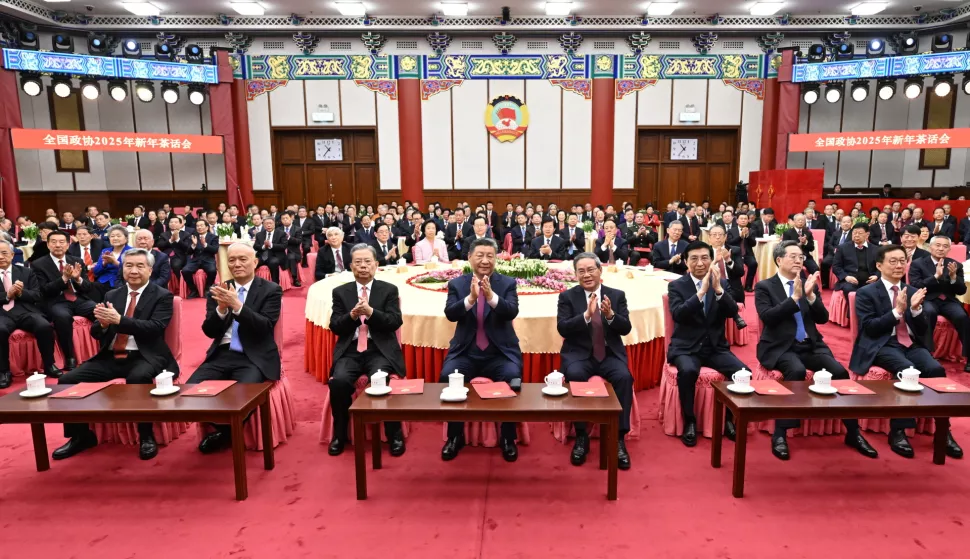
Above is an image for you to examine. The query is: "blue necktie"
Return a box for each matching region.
[229,286,247,353]
[671,243,678,257]
[697,280,708,315]
[787,281,807,342]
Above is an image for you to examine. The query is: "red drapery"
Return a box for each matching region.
[305,321,665,391]
[0,48,23,218]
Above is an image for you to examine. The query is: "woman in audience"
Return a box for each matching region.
[556,210,567,231]
[850,208,861,220]
[918,225,932,251]
[643,205,661,228]
[894,208,913,232]
[412,220,449,264]
[868,207,880,223]
[145,210,163,238]
[92,224,131,292]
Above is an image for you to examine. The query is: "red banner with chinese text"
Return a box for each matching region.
[10,128,223,154]
[788,128,970,152]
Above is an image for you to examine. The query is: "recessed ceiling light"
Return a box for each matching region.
[335,1,367,16]
[749,2,785,16]
[42,0,72,3]
[646,2,679,16]
[545,2,572,15]
[440,2,468,16]
[231,2,266,15]
[850,2,889,16]
[122,2,162,16]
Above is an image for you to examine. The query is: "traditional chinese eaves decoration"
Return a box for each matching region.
[421,79,463,100]
[361,32,386,55]
[246,79,288,100]
[225,32,253,54]
[723,78,765,100]
[626,32,651,55]
[289,13,305,26]
[156,33,184,54]
[550,79,591,99]
[427,32,451,56]
[757,33,784,55]
[559,32,583,56]
[492,32,516,55]
[615,79,657,99]
[293,32,319,55]
[692,33,718,55]
[355,79,398,100]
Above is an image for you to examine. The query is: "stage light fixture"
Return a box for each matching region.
[850,80,869,102]
[87,34,111,55]
[897,33,918,55]
[866,38,885,57]
[135,80,155,102]
[825,82,843,103]
[19,30,38,50]
[903,78,923,99]
[184,44,204,63]
[154,43,175,61]
[122,39,142,58]
[933,33,953,53]
[963,75,970,96]
[52,34,74,53]
[806,44,826,63]
[876,79,896,100]
[187,84,206,105]
[80,79,101,100]
[933,75,953,97]
[108,80,129,101]
[835,42,854,61]
[20,73,42,97]
[802,84,820,105]
[51,76,73,98]
[161,83,180,104]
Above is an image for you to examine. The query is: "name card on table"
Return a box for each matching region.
[182,380,237,397]
[472,382,516,399]
[749,380,794,395]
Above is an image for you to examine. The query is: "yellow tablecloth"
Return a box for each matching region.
[20,241,34,260]
[753,236,821,281]
[960,261,970,305]
[305,262,670,353]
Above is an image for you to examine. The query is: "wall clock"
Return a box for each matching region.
[670,138,699,160]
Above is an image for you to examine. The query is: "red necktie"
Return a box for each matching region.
[83,247,95,282]
[59,260,77,301]
[112,291,139,356]
[591,292,606,362]
[890,286,912,347]
[335,249,344,272]
[475,279,488,350]
[357,285,369,352]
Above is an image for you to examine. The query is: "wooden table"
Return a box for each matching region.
[712,380,967,498]
[350,383,623,500]
[0,383,274,501]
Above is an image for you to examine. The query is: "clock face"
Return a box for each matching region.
[315,139,343,161]
[670,138,699,160]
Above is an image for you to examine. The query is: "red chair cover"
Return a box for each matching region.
[255,265,293,291]
[8,330,65,376]
[725,302,748,346]
[301,252,317,285]
[947,243,966,263]
[71,317,100,363]
[827,289,850,328]
[503,233,512,254]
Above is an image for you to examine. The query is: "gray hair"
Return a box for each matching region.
[227,242,256,256]
[667,221,683,230]
[708,224,726,235]
[0,238,14,253]
[772,240,800,266]
[123,247,155,268]
[468,236,498,254]
[350,243,379,261]
[326,226,344,237]
[930,234,952,245]
[134,228,154,241]
[572,252,601,271]
[106,224,129,239]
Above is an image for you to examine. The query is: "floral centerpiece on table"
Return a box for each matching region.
[853,216,870,226]
[773,223,791,236]
[21,224,38,241]
[246,214,256,228]
[124,214,136,224]
[464,258,548,279]
[216,223,235,240]
[109,218,121,225]
[409,259,578,294]
[580,221,594,234]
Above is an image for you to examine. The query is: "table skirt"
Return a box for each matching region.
[305,321,665,391]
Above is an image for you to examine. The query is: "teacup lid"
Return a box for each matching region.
[736,368,751,375]
[901,366,920,375]
[156,369,174,379]
[816,368,830,375]
[550,369,560,375]
[373,368,388,377]
[28,371,45,379]
[450,369,463,377]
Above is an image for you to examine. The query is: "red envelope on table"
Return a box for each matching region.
[182,380,237,396]
[749,380,794,395]
[472,382,516,399]
[830,380,876,395]
[390,379,424,395]
[50,381,116,399]
[570,382,608,397]
[920,378,970,393]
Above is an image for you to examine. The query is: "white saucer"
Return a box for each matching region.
[894,381,924,392]
[150,385,180,396]
[365,385,392,396]
[727,383,756,394]
[19,387,52,398]
[542,385,569,396]
[440,387,469,402]
[809,384,839,395]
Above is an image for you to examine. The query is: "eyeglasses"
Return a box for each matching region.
[884,258,907,266]
[785,254,806,262]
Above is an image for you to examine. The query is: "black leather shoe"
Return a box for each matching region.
[947,432,963,459]
[889,429,914,458]
[744,287,754,293]
[734,316,748,330]
[0,370,11,389]
[617,439,631,470]
[845,432,879,458]
[64,358,77,371]
[198,431,230,454]
[328,437,346,456]
[500,437,518,462]
[570,431,590,466]
[293,279,302,287]
[389,431,406,457]
[44,366,63,379]
[186,292,199,300]
[139,434,158,460]
[441,434,465,461]
[724,418,737,442]
[681,421,698,447]
[964,364,970,373]
[52,431,97,460]
[771,436,790,460]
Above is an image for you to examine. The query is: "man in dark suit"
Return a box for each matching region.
[392,208,414,239]
[832,222,880,297]
[327,244,407,457]
[821,215,853,289]
[869,212,896,245]
[316,227,353,281]
[370,223,401,266]
[751,208,777,238]
[557,253,633,470]
[132,229,171,289]
[500,204,516,237]
[755,241,876,461]
[679,206,702,242]
[908,234,970,372]
[652,221,688,275]
[33,231,98,371]
[529,218,567,260]
[728,212,758,291]
[900,224,930,263]
[781,213,819,274]
[181,220,219,299]
[254,217,287,285]
[0,240,61,388]
[439,238,521,462]
[156,216,189,280]
[509,213,532,255]
[667,241,750,447]
[52,249,178,461]
[310,206,331,246]
[484,201,500,237]
[67,225,103,264]
[295,207,315,267]
[557,214,586,260]
[593,220,630,264]
[911,207,928,230]
[188,243,283,454]
[663,204,681,228]
[959,208,970,245]
[849,244,962,459]
[356,215,377,246]
[129,206,151,230]
[460,216,494,260]
[707,225,747,314]
[279,212,304,287]
[445,209,474,261]
[929,207,955,240]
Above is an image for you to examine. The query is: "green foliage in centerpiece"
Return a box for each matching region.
[462,258,548,279]
[216,224,235,238]
[21,224,38,241]
[773,224,791,236]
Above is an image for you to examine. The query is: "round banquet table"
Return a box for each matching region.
[304,262,672,390]
[20,241,35,260]
[960,261,970,305]
[752,236,821,282]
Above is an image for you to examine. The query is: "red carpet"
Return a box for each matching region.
[2,289,970,559]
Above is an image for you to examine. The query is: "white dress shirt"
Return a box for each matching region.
[690,274,724,301]
[583,286,615,324]
[116,283,147,351]
[353,280,373,341]
[930,257,957,284]
[776,271,815,304]
[881,277,921,337]
[464,275,500,310]
[332,246,345,272]
[217,278,255,345]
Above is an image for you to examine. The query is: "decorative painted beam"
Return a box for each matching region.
[723,78,765,100]
[550,78,591,99]
[792,52,970,83]
[246,79,288,100]
[2,48,218,84]
[245,54,392,80]
[420,79,462,100]
[355,79,397,100]
[622,54,765,79]
[615,79,657,99]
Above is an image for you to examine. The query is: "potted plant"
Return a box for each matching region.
[216,223,235,242]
